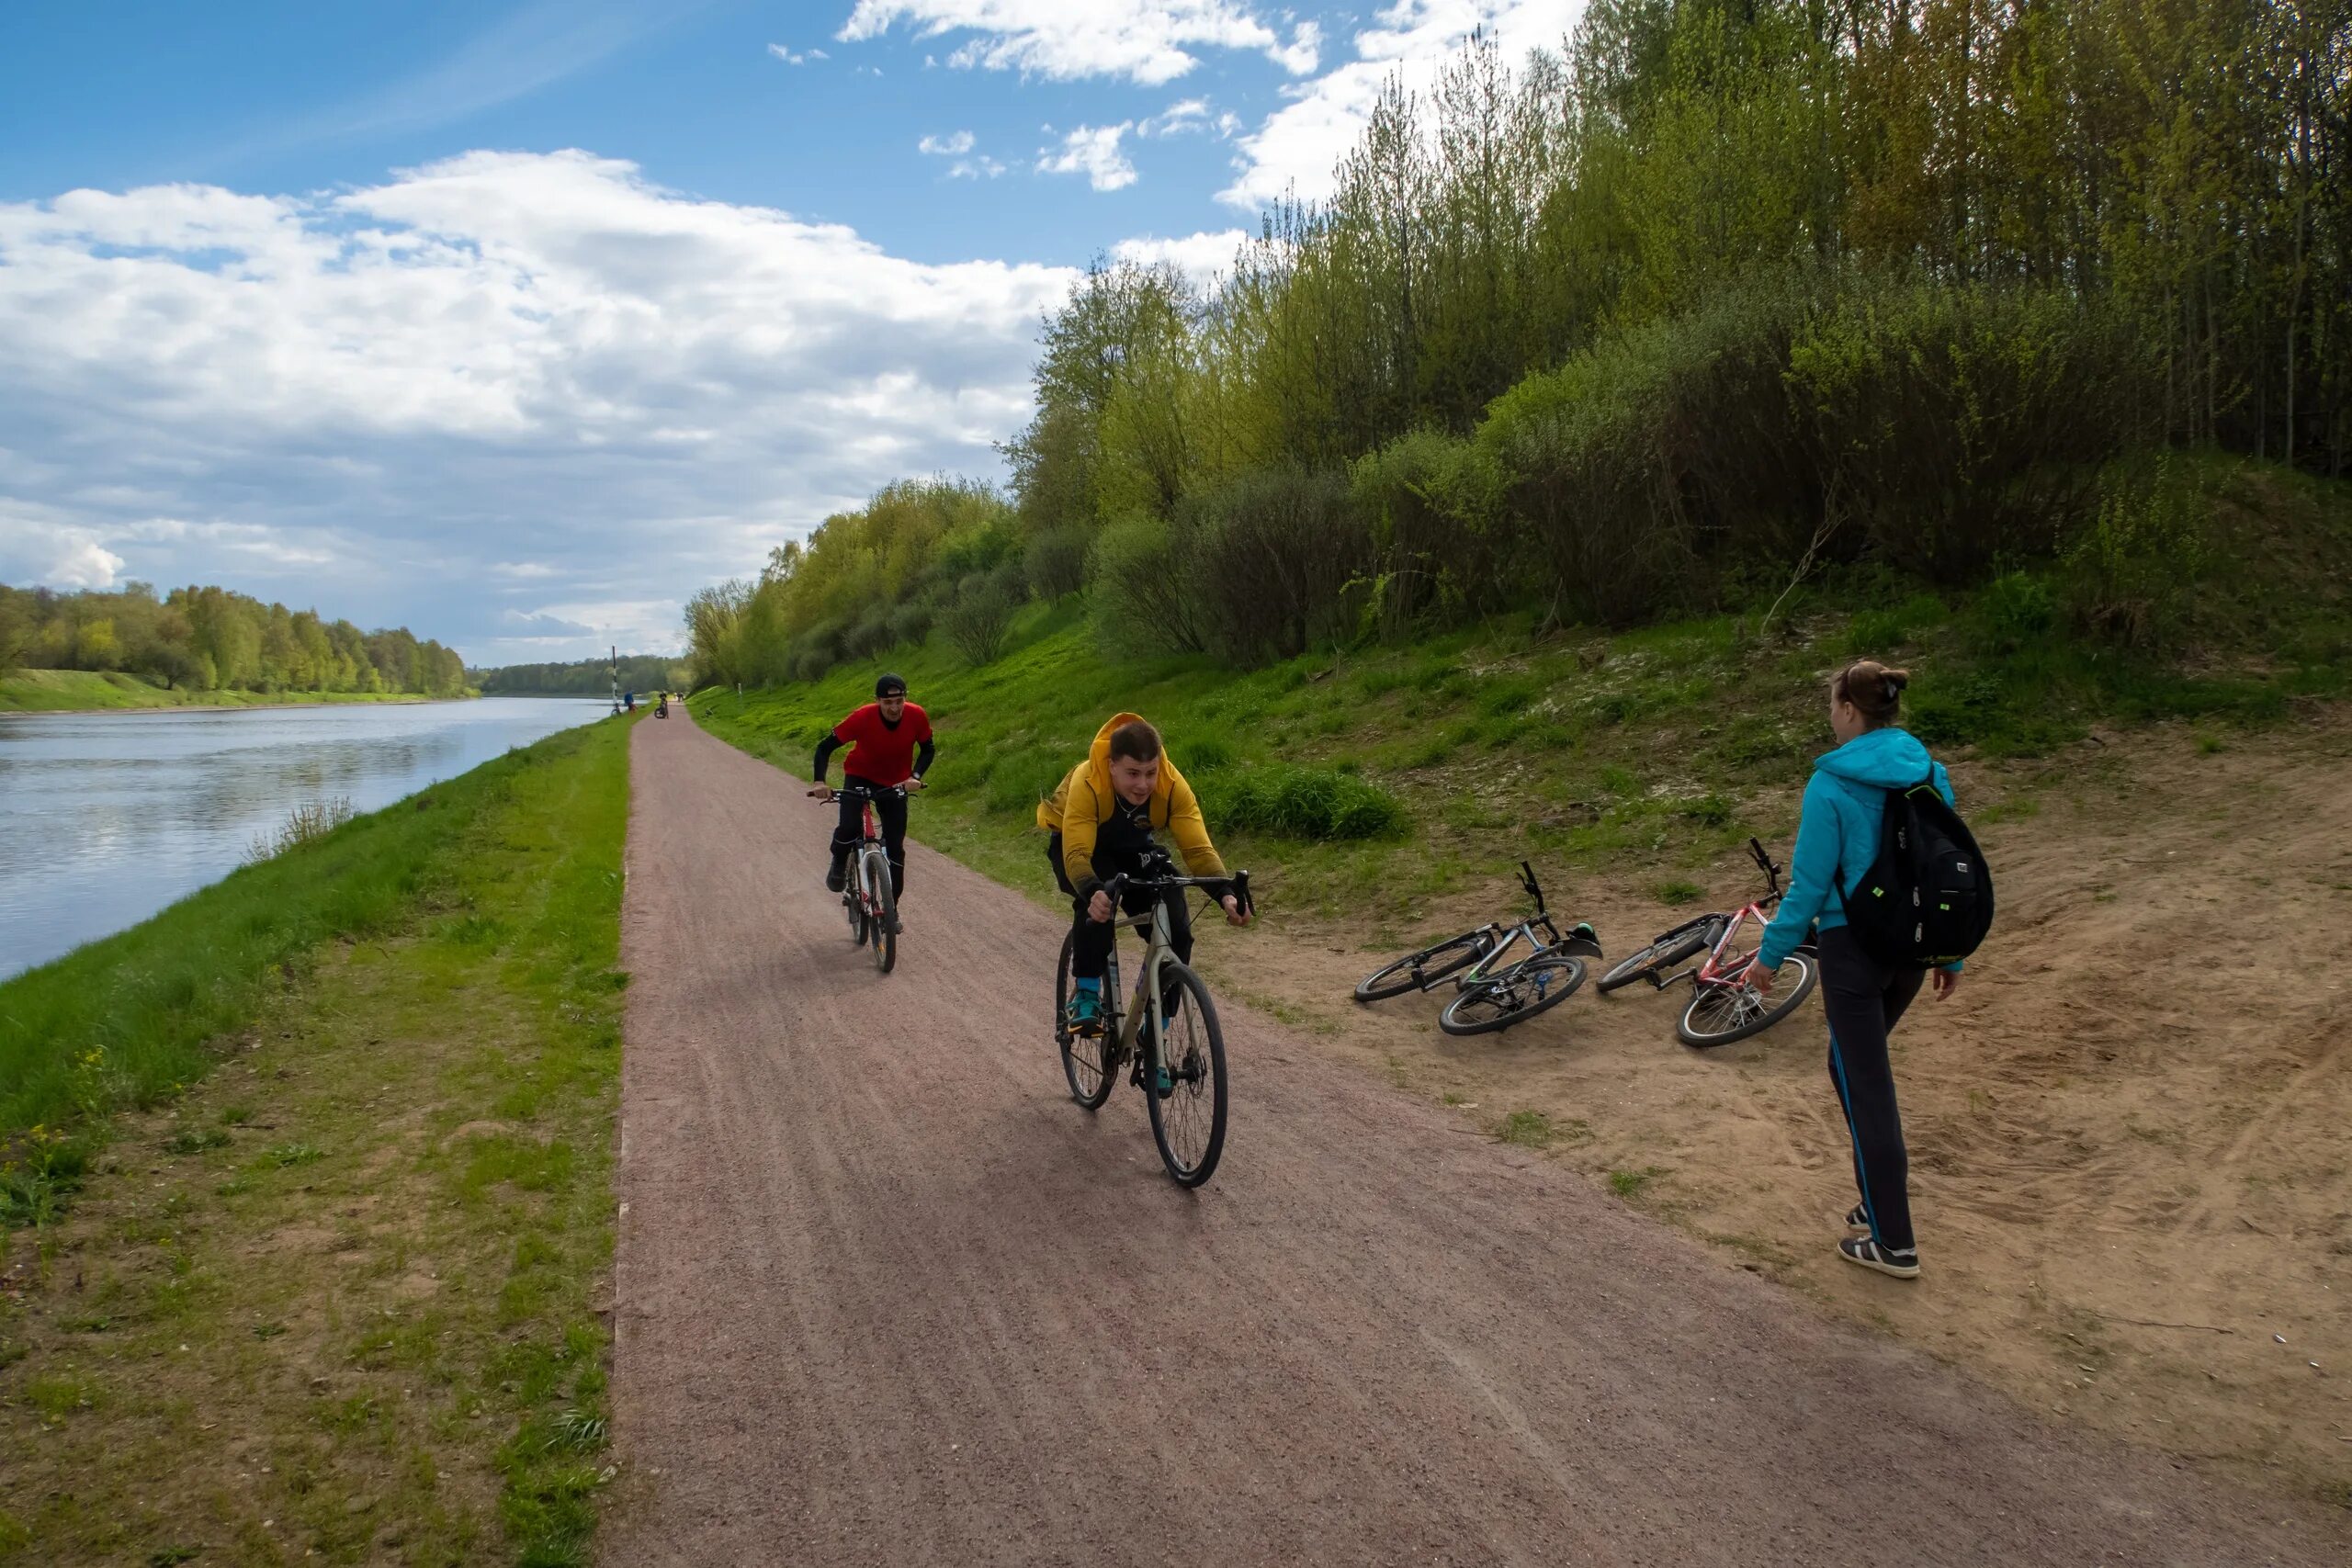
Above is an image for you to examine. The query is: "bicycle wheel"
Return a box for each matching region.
[866,851,898,976]
[1354,928,1495,1002]
[1145,964,1227,1188]
[1678,950,1818,1047]
[1596,918,1721,992]
[1056,931,1115,1110]
[1439,953,1588,1036]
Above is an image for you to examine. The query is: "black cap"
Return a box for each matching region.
[875,672,907,698]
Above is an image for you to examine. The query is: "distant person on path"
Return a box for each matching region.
[1742,660,1962,1280]
[808,673,933,901]
[1041,714,1248,1036]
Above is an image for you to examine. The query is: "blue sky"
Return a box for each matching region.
[0,2,1577,663]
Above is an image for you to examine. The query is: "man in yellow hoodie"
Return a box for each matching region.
[1037,713,1248,1032]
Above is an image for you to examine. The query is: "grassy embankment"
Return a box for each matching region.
[695,457,2350,934]
[0,715,633,1565]
[0,670,463,714]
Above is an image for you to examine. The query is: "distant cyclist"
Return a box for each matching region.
[1039,714,1247,1032]
[1741,660,1962,1280]
[808,673,933,901]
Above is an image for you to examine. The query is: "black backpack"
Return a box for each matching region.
[1839,770,1993,969]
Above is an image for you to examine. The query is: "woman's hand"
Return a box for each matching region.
[1932,967,1962,1000]
[1088,889,1114,923]
[807,784,835,803]
[1221,894,1250,928]
[1738,959,1780,994]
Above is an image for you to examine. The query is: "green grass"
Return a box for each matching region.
[0,710,632,1565]
[693,456,2350,926]
[0,669,452,714]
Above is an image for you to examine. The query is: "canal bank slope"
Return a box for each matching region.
[0,713,632,1565]
[0,670,471,714]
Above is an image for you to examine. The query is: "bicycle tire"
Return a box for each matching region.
[1677,950,1818,1047]
[1596,917,1721,993]
[866,850,898,976]
[1354,929,1495,1002]
[1439,953,1588,1036]
[1145,963,1227,1187]
[1056,931,1115,1110]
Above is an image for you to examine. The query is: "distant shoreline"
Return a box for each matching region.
[0,671,484,716]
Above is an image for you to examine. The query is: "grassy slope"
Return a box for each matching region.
[693,457,2350,933]
[0,716,633,1565]
[0,670,458,714]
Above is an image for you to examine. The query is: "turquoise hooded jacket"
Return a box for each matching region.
[1755,726,1959,973]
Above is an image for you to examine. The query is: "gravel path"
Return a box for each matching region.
[606,710,2343,1566]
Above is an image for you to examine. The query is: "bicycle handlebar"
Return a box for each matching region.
[1100,867,1252,917]
[830,783,910,801]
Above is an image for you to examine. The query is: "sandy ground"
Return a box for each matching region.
[1205,716,2352,1504]
[604,708,2347,1565]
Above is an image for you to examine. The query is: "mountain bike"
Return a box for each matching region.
[1053,860,1252,1187]
[1354,861,1603,1036]
[1596,838,1819,1046]
[826,783,906,976]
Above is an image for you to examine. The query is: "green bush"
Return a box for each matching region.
[1197,764,1409,841]
[1023,527,1091,602]
[2064,457,2211,653]
[1349,429,1510,637]
[1173,464,1373,666]
[942,575,1020,667]
[1088,515,1205,657]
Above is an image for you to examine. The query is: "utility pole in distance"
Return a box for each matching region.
[610,645,620,715]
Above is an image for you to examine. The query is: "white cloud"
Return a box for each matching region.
[767,42,831,64]
[919,130,978,155]
[837,1,1318,85]
[1038,123,1138,191]
[1139,97,1233,138]
[951,157,1009,179]
[0,152,1078,661]
[1113,229,1248,291]
[1219,0,1580,209]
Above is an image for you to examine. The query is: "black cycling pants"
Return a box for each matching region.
[830,775,907,898]
[1819,926,1925,1253]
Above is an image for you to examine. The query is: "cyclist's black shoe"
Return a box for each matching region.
[1838,1235,1920,1279]
[824,863,846,894]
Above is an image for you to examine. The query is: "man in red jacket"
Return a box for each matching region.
[808,672,933,901]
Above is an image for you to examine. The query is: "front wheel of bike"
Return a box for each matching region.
[1055,931,1115,1110]
[1677,950,1818,1047]
[843,887,867,947]
[866,852,898,976]
[1439,953,1587,1036]
[1596,918,1720,993]
[1146,963,1227,1188]
[1353,929,1494,1002]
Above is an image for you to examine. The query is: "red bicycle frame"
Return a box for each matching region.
[1686,840,1790,994]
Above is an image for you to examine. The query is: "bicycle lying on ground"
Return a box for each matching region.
[1053,858,1253,1187]
[822,783,906,976]
[1354,862,1604,1036]
[1596,838,1818,1046]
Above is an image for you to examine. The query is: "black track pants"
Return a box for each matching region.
[830,776,907,898]
[1818,926,1925,1253]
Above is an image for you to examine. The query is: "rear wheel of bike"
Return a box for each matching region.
[1678,950,1817,1047]
[1440,953,1588,1036]
[1056,931,1115,1110]
[1596,919,1720,993]
[1146,964,1227,1188]
[866,850,898,976]
[1353,929,1495,1002]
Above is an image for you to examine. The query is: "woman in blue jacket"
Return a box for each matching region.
[1742,660,1961,1280]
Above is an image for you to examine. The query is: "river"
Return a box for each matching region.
[0,697,612,981]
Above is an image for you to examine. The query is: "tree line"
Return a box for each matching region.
[471,656,687,695]
[689,0,2350,684]
[0,581,470,697]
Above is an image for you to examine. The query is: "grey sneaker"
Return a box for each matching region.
[1838,1236,1920,1279]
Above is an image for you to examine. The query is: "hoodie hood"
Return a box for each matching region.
[1815,726,1935,790]
[1085,711,1147,795]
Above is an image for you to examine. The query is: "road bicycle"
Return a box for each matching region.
[824,783,906,976]
[1053,859,1253,1187]
[1354,861,1603,1036]
[1596,838,1819,1046]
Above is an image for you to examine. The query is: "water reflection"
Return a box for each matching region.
[0,698,609,979]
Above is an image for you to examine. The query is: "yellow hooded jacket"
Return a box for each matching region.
[1036,712,1227,896]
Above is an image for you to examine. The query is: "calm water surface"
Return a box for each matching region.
[0,698,610,980]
